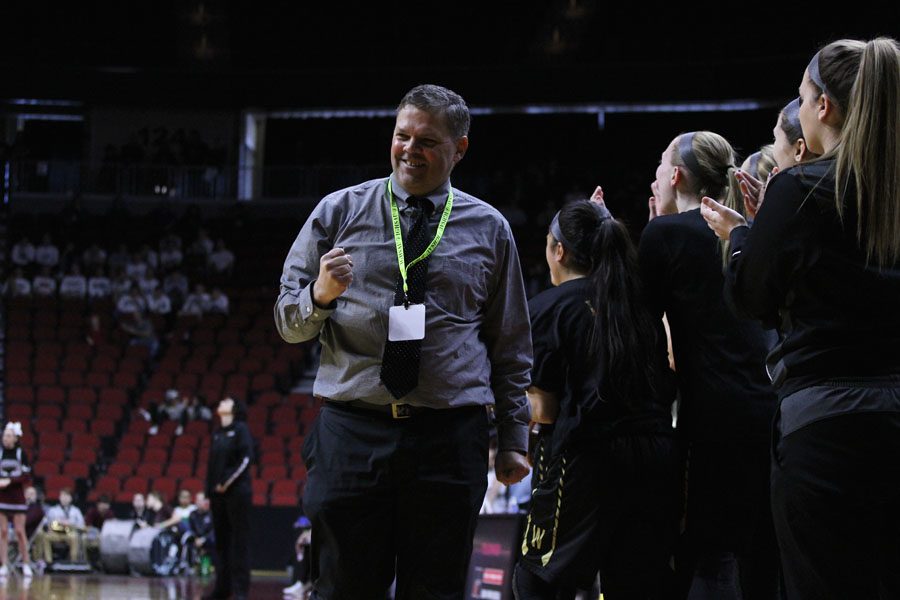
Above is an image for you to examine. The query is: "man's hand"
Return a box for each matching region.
[495,451,530,485]
[312,247,354,306]
[214,483,227,494]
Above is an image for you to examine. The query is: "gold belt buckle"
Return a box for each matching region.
[391,403,411,419]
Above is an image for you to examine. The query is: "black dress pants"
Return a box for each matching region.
[772,385,900,600]
[302,402,490,600]
[210,489,251,596]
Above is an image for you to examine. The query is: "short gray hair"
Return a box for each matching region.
[397,84,470,139]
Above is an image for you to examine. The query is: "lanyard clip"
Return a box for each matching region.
[403,292,410,309]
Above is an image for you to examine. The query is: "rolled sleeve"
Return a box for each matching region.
[275,281,335,343]
[274,199,339,343]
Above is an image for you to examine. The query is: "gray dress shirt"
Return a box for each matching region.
[275,174,533,452]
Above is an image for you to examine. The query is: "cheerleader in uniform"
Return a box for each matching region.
[0,422,34,578]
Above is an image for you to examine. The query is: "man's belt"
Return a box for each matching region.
[320,398,430,419]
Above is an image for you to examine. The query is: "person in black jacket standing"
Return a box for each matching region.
[202,397,253,600]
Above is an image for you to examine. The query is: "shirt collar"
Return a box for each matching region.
[387,174,451,213]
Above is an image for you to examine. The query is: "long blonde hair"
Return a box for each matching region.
[670,131,743,265]
[815,37,900,267]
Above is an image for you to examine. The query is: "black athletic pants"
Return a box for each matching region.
[210,489,251,596]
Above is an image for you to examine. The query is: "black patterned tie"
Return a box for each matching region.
[380,196,432,399]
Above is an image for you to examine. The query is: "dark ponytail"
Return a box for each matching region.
[554,201,663,408]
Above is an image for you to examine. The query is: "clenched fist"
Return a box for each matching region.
[312,247,354,306]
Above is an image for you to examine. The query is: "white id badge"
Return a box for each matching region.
[388,304,426,341]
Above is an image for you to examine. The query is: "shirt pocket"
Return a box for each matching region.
[427,256,489,322]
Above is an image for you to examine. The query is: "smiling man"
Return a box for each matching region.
[275,84,532,600]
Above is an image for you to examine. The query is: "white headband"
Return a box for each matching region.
[4,422,22,438]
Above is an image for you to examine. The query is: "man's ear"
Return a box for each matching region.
[454,136,469,164]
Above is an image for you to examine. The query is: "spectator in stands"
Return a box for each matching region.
[8,268,31,297]
[59,264,87,300]
[10,238,35,269]
[87,267,112,300]
[141,389,186,435]
[207,288,229,315]
[107,244,129,273]
[159,235,184,272]
[0,422,35,578]
[58,242,79,274]
[125,251,148,281]
[146,287,172,316]
[189,229,214,259]
[129,493,153,529]
[137,268,160,296]
[32,266,57,297]
[146,491,173,526]
[184,394,213,423]
[158,489,195,532]
[115,284,147,316]
[34,234,59,269]
[282,516,312,599]
[23,486,44,540]
[81,243,107,272]
[110,268,133,298]
[120,312,159,359]
[139,244,159,271]
[207,240,234,277]
[180,284,210,317]
[182,492,214,574]
[84,494,115,566]
[85,313,107,348]
[84,495,114,530]
[163,269,190,308]
[40,489,85,565]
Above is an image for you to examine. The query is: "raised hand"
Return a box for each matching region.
[700,197,748,241]
[312,247,354,306]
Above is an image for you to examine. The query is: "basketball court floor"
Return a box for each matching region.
[0,571,294,599]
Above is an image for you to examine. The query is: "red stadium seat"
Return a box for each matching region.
[136,463,164,478]
[67,404,94,420]
[251,479,270,497]
[35,404,63,419]
[112,372,139,390]
[183,356,209,375]
[119,433,145,450]
[179,478,204,495]
[272,421,299,438]
[5,404,33,421]
[5,370,30,386]
[91,356,117,373]
[290,465,308,481]
[184,421,211,437]
[90,475,122,500]
[99,388,128,405]
[61,355,89,372]
[91,419,116,437]
[71,433,100,449]
[260,465,288,480]
[5,386,34,404]
[67,389,97,406]
[62,461,90,479]
[36,387,65,404]
[106,462,134,479]
[33,460,60,477]
[39,432,68,448]
[259,450,284,466]
[153,478,177,501]
[117,447,141,465]
[166,464,193,479]
[259,436,284,453]
[122,476,150,496]
[69,447,98,464]
[61,419,88,435]
[85,372,111,388]
[44,475,77,500]
[35,447,65,464]
[143,448,169,464]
